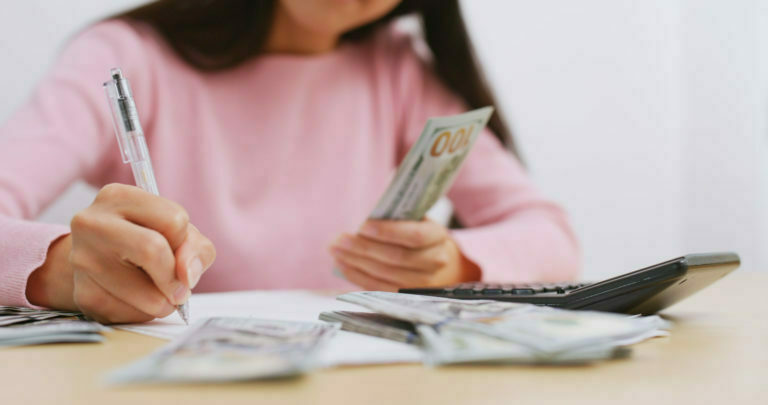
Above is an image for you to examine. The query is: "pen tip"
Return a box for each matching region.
[177,303,190,325]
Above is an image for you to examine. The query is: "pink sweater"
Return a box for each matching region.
[0,20,580,307]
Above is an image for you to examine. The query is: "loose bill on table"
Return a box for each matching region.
[0,306,106,347]
[108,317,339,384]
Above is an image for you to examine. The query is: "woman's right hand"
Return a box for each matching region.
[26,183,216,324]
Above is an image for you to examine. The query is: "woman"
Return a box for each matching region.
[0,0,580,324]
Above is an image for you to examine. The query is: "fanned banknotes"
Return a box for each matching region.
[0,305,83,326]
[335,292,670,365]
[319,311,421,345]
[0,306,105,347]
[108,317,339,384]
[0,319,106,347]
[371,107,494,220]
[333,107,493,279]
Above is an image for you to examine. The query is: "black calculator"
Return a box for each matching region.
[399,252,740,315]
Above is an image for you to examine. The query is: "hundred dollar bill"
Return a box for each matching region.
[416,324,631,365]
[333,107,493,279]
[319,311,421,345]
[0,305,84,327]
[0,320,106,347]
[0,306,81,316]
[451,309,669,353]
[107,317,339,384]
[337,290,535,325]
[0,306,105,347]
[371,106,494,220]
[337,291,669,361]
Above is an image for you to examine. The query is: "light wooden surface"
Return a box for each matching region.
[4,271,767,405]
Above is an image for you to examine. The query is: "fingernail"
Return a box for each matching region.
[173,282,190,305]
[187,257,203,288]
[360,223,377,237]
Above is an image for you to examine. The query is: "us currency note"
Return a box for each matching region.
[337,291,669,364]
[0,306,81,316]
[416,324,630,365]
[0,319,106,347]
[451,309,669,353]
[0,306,83,327]
[371,107,494,220]
[319,311,421,345]
[107,317,339,384]
[0,306,106,347]
[337,290,535,325]
[333,107,493,279]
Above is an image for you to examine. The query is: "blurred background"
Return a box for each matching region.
[1,0,765,280]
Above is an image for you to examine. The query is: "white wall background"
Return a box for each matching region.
[1,1,765,280]
[464,0,768,278]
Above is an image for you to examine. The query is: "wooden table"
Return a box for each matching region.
[4,272,767,405]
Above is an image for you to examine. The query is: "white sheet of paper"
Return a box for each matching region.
[117,290,423,366]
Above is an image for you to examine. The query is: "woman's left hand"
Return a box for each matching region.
[329,219,480,291]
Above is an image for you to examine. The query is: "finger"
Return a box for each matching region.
[336,262,399,292]
[96,184,190,250]
[332,248,432,287]
[331,233,447,272]
[73,271,155,324]
[359,219,448,248]
[175,223,216,289]
[76,251,176,318]
[74,214,187,305]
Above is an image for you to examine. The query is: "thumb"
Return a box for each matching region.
[174,223,216,289]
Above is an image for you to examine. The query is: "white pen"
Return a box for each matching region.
[103,68,190,325]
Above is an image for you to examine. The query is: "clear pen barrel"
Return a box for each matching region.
[129,158,159,196]
[104,69,160,195]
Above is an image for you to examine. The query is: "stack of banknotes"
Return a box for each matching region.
[0,306,106,347]
[333,107,494,278]
[370,106,493,221]
[319,311,421,345]
[108,317,339,384]
[328,292,670,365]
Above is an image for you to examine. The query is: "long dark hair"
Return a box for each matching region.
[119,0,518,157]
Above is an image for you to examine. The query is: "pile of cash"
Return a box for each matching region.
[331,292,670,365]
[108,317,339,384]
[0,306,106,347]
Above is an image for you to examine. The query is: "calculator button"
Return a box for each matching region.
[482,288,503,295]
[453,289,476,296]
[403,288,447,295]
[510,288,535,295]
